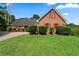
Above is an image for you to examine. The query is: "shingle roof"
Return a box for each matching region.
[12,18,37,26]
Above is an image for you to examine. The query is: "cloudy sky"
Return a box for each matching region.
[0,3,79,25]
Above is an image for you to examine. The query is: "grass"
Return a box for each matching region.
[0,35,79,56]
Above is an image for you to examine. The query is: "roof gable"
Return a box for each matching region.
[39,7,66,23]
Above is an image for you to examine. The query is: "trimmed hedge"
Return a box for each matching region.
[66,24,79,36]
[26,26,47,35]
[26,26,37,35]
[26,25,79,36]
[0,25,7,31]
[56,25,79,36]
[39,26,47,35]
[56,26,71,35]
[49,27,54,34]
[71,27,79,36]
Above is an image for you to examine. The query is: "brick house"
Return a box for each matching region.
[38,7,65,34]
[11,7,65,33]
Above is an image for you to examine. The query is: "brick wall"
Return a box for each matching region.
[39,11,65,28]
[39,10,65,34]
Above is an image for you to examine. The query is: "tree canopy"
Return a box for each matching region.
[0,5,15,31]
[31,14,40,19]
[10,15,15,23]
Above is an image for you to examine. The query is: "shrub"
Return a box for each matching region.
[56,26,71,35]
[65,24,79,36]
[26,26,47,35]
[8,27,12,32]
[49,27,54,34]
[25,26,29,32]
[66,23,76,28]
[26,26,37,35]
[26,26,54,35]
[39,26,47,35]
[71,27,79,36]
[0,25,7,31]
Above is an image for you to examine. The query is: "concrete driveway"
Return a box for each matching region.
[0,32,29,41]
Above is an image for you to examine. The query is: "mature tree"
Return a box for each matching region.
[10,15,15,23]
[31,14,40,19]
[0,4,14,31]
[0,5,11,31]
[0,9,7,31]
[67,23,76,27]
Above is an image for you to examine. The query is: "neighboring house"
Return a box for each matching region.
[11,7,65,33]
[11,18,37,32]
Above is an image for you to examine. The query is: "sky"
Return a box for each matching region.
[0,3,79,25]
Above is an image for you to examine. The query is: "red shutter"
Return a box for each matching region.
[54,13,56,19]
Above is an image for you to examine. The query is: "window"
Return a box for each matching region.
[50,12,56,19]
[50,12,54,19]
[54,23,58,28]
[45,23,49,28]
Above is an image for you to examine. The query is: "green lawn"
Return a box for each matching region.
[0,35,79,56]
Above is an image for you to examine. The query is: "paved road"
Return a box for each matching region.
[0,32,29,41]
